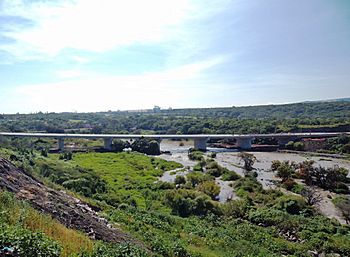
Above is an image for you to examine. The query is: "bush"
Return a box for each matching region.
[197,181,220,200]
[333,197,350,224]
[188,150,204,161]
[293,142,304,151]
[88,242,148,257]
[131,139,160,155]
[186,171,212,188]
[174,175,186,185]
[112,139,130,152]
[275,195,307,215]
[221,170,241,181]
[276,162,295,182]
[234,177,263,196]
[281,178,297,191]
[0,225,61,257]
[164,189,219,217]
[223,199,252,218]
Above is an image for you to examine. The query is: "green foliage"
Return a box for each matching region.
[197,181,220,200]
[164,189,219,217]
[274,195,308,215]
[1,101,349,137]
[35,159,107,198]
[205,159,226,177]
[222,199,252,218]
[174,175,186,185]
[333,196,350,224]
[188,150,204,161]
[131,138,160,155]
[234,177,263,197]
[2,147,350,256]
[238,152,256,172]
[0,225,62,257]
[275,161,295,182]
[221,170,241,181]
[299,163,349,193]
[59,151,73,161]
[86,242,148,257]
[186,171,213,188]
[325,135,350,154]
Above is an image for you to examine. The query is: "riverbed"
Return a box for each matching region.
[157,140,350,223]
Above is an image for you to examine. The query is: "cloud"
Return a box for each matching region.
[0,0,234,61]
[0,0,193,59]
[6,56,226,112]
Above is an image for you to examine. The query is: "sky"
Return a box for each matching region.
[0,0,349,113]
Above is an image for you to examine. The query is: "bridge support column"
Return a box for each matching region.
[58,138,65,151]
[194,137,208,151]
[104,138,113,150]
[236,137,253,150]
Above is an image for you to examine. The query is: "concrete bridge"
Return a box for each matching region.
[0,132,349,151]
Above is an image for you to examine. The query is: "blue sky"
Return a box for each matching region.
[0,0,349,113]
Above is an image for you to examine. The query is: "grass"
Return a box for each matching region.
[0,191,94,257]
[49,152,182,208]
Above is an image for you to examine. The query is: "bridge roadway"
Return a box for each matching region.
[1,132,349,151]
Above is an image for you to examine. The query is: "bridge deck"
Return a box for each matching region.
[0,132,349,139]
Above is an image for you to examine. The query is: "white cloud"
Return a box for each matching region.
[0,0,234,61]
[1,0,193,58]
[6,56,226,112]
[56,69,82,79]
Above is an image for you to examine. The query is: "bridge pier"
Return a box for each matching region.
[194,137,208,151]
[58,138,65,151]
[103,138,113,150]
[236,137,253,150]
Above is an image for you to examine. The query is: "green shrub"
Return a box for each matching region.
[164,189,219,217]
[276,162,295,182]
[174,175,186,185]
[275,195,307,215]
[188,150,204,161]
[0,225,61,257]
[221,170,241,181]
[88,242,148,257]
[223,199,252,218]
[197,181,220,200]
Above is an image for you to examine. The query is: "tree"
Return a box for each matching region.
[238,152,256,173]
[301,186,322,206]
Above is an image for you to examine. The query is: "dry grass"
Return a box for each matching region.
[0,191,94,257]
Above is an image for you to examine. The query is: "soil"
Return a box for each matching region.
[0,157,140,245]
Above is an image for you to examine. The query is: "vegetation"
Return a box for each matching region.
[333,196,350,224]
[0,190,92,257]
[1,101,349,137]
[1,146,350,256]
[238,152,256,172]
